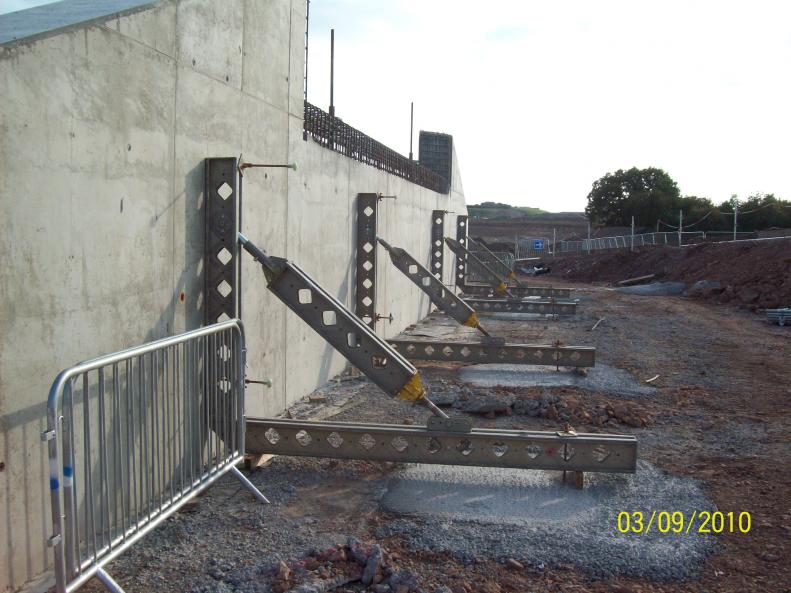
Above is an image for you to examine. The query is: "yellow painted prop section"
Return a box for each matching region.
[396,372,427,401]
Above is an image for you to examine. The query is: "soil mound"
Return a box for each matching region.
[551,240,791,310]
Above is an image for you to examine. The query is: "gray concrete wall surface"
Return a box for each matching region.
[0,0,466,590]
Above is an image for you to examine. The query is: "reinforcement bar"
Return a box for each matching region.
[445,237,514,296]
[246,418,637,473]
[462,283,572,299]
[464,298,577,315]
[378,237,489,336]
[387,339,595,368]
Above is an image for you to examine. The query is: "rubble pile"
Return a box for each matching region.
[552,241,791,310]
[512,393,650,428]
[271,538,436,593]
[430,383,650,427]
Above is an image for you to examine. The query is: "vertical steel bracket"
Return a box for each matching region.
[356,194,378,328]
[446,237,514,297]
[455,215,468,290]
[204,157,239,325]
[431,210,445,281]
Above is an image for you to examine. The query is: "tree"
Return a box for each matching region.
[718,193,791,231]
[585,167,681,227]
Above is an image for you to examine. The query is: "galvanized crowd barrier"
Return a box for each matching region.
[44,320,267,593]
[559,231,706,253]
[766,308,791,326]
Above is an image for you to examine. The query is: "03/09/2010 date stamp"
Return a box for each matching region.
[616,511,751,535]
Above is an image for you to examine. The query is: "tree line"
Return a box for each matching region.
[585,167,791,232]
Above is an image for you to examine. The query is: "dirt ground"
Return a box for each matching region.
[551,241,791,310]
[78,277,790,593]
[468,219,633,245]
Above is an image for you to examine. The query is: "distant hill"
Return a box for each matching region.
[467,202,583,220]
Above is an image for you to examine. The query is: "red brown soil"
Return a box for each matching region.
[469,218,634,243]
[550,241,791,310]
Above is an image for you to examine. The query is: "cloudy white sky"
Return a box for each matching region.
[4,0,791,211]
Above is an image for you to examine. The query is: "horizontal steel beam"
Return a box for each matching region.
[387,339,595,367]
[462,283,572,299]
[463,298,577,315]
[246,418,637,473]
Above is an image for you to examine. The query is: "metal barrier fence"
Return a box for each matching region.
[559,231,705,253]
[514,237,553,259]
[303,101,449,194]
[467,249,514,283]
[44,320,266,593]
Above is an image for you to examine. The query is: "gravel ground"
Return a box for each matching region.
[378,461,717,580]
[77,282,791,593]
[95,454,717,592]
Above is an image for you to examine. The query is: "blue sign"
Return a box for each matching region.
[533,239,544,250]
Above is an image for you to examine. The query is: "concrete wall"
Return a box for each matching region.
[0,0,466,590]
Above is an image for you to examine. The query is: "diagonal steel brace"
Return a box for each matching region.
[445,237,515,297]
[378,237,491,336]
[238,233,447,418]
[468,238,523,287]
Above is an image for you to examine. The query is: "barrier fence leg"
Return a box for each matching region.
[96,568,125,593]
[230,465,270,504]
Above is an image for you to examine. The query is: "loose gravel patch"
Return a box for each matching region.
[378,461,718,580]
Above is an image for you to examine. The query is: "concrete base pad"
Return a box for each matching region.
[378,461,717,580]
[382,464,613,524]
[458,363,657,398]
[617,282,687,296]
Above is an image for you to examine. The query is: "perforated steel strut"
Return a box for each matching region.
[246,418,637,474]
[238,233,448,418]
[462,284,572,299]
[445,237,515,297]
[468,238,523,287]
[377,237,490,337]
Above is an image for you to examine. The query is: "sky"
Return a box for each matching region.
[4,0,791,212]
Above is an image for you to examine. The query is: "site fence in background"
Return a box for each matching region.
[514,237,554,260]
[559,232,705,253]
[303,102,449,194]
[44,320,259,593]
